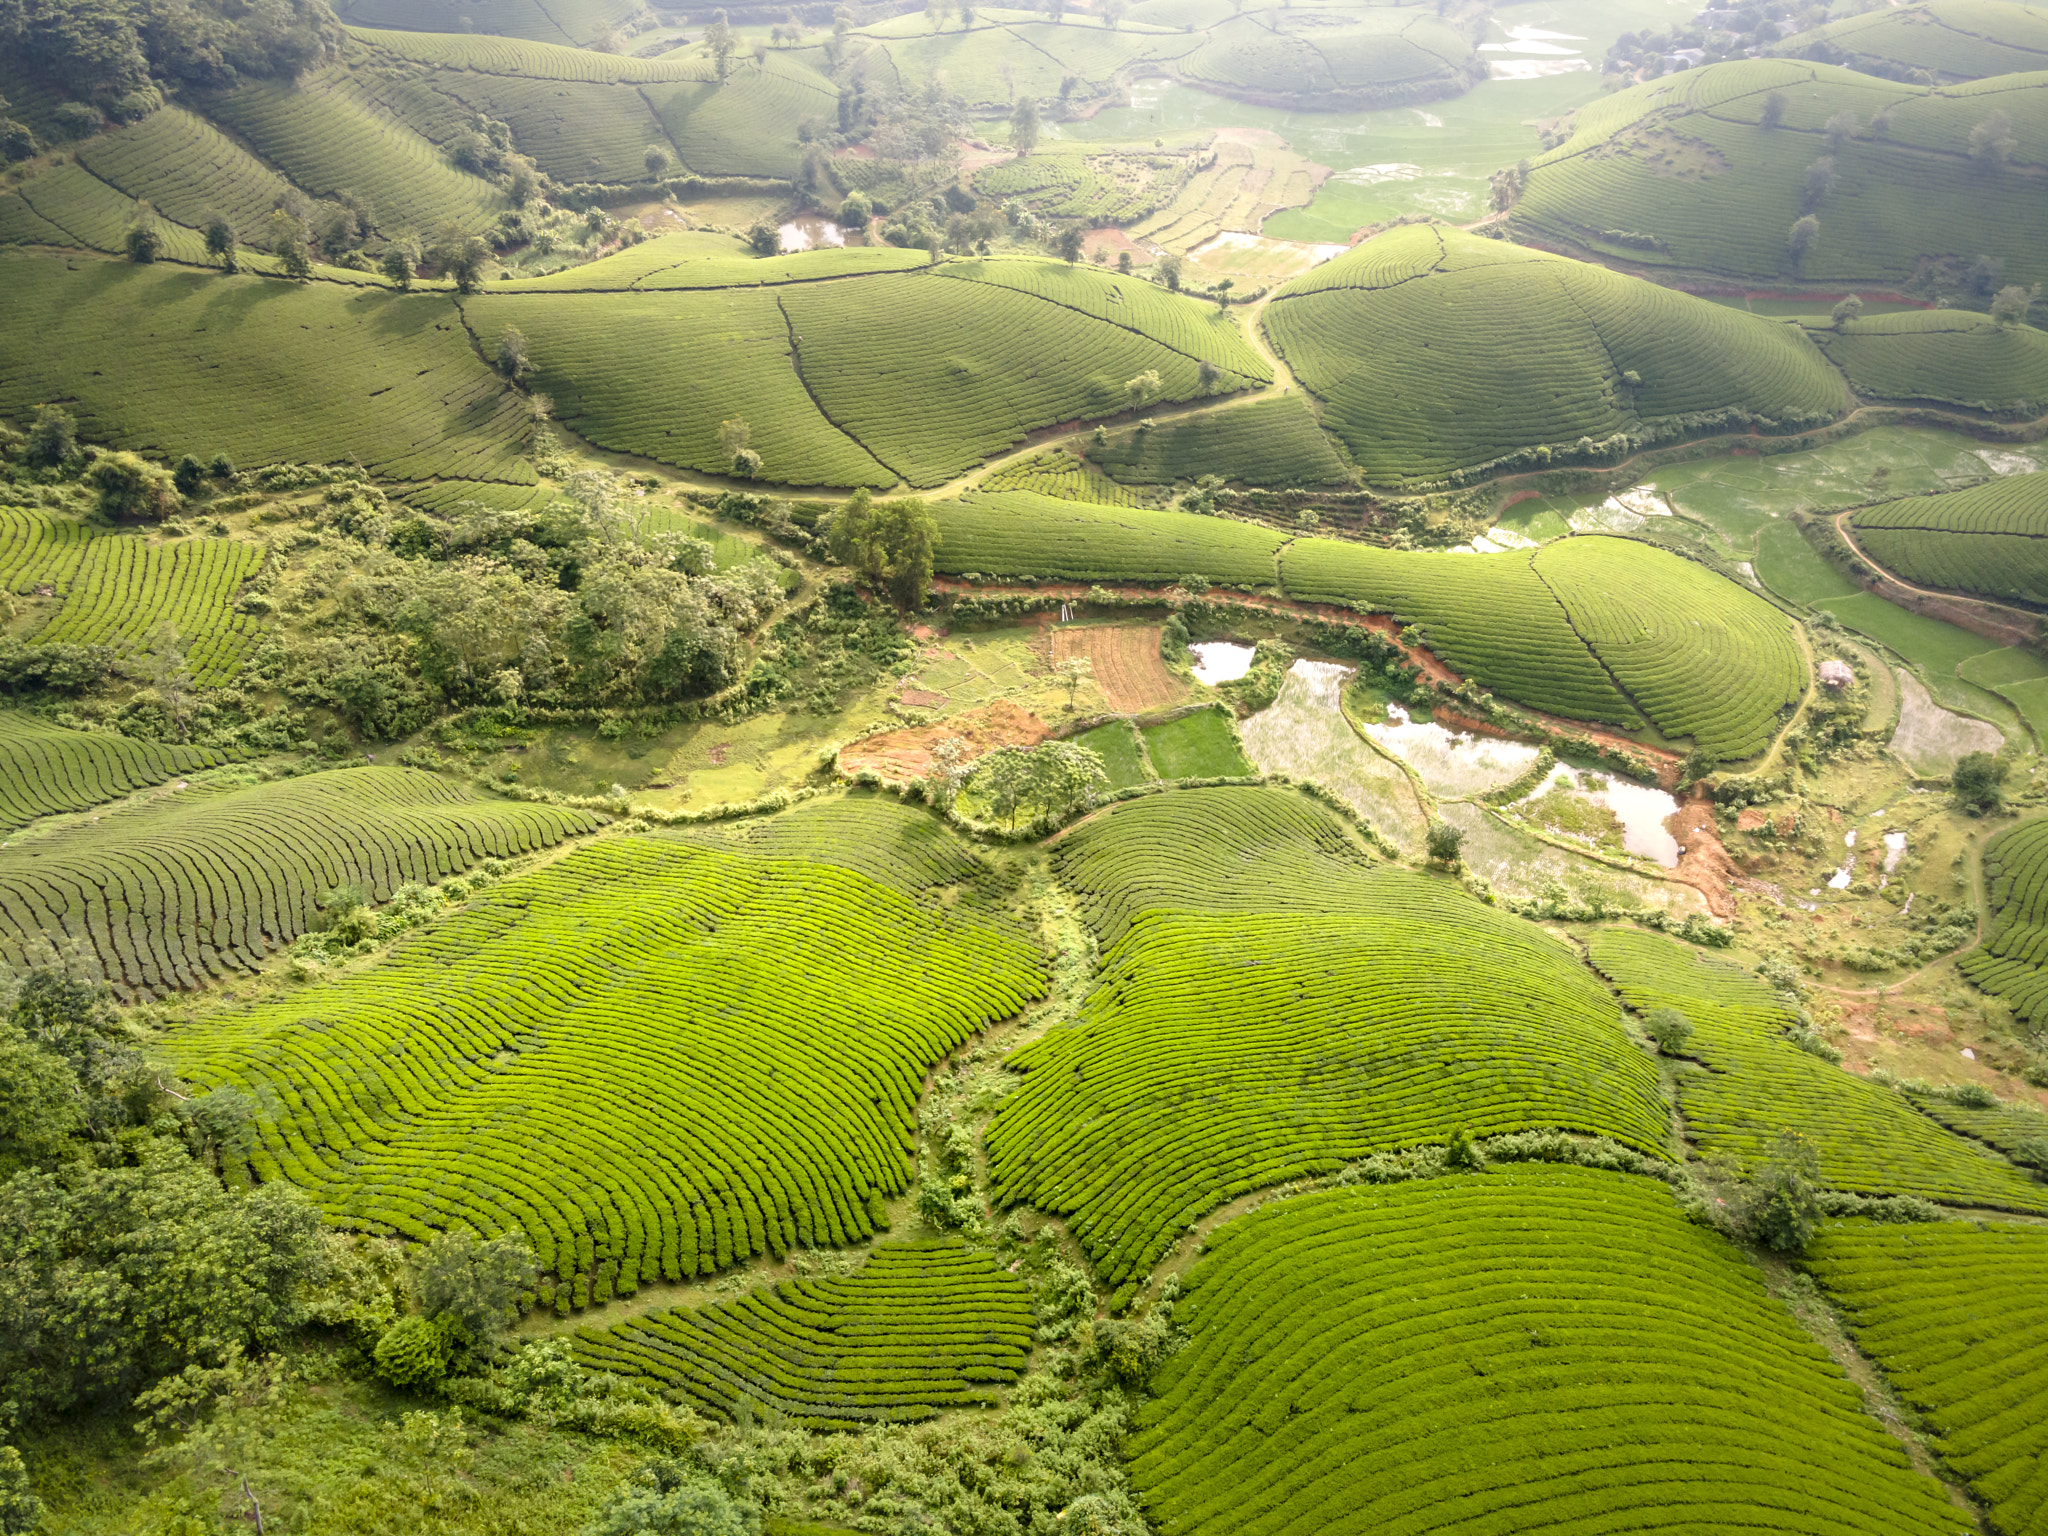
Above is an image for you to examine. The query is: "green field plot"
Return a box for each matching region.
[203,71,505,234]
[570,1240,1034,1427]
[0,712,222,833]
[972,142,1204,227]
[1264,225,1847,486]
[1591,927,2047,1210]
[0,160,212,264]
[1851,468,2048,602]
[1073,719,1156,789]
[1808,1217,2048,1536]
[1087,395,1350,488]
[0,768,597,995]
[933,492,1288,583]
[643,55,841,181]
[665,793,1006,899]
[166,827,1044,1290]
[1179,8,1476,108]
[848,18,1199,115]
[1809,312,2048,414]
[1963,816,2048,1028]
[0,504,96,593]
[1772,0,2048,79]
[334,0,641,47]
[1533,536,1805,760]
[1514,58,2048,290]
[987,787,1670,1293]
[0,253,534,483]
[1137,706,1250,777]
[71,106,300,252]
[980,450,1146,507]
[779,265,1265,485]
[1905,1090,2048,1164]
[1128,1168,1965,1536]
[463,286,887,487]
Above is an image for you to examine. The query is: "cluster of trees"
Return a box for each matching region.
[0,0,343,121]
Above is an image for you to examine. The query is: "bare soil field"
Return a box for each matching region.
[1049,624,1182,713]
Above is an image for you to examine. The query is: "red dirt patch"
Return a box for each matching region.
[897,687,948,709]
[1667,793,1736,918]
[1081,227,1153,260]
[1051,625,1181,712]
[839,701,1048,782]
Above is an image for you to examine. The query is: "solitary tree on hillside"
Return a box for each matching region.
[379,235,419,290]
[201,208,236,272]
[1830,293,1862,328]
[644,144,671,178]
[1760,90,1786,128]
[1992,284,2039,328]
[1644,1006,1693,1055]
[1124,368,1162,410]
[1045,0,1066,23]
[124,202,161,264]
[498,326,532,380]
[1158,251,1184,291]
[1054,656,1092,709]
[268,207,311,278]
[827,487,941,608]
[1822,109,1858,153]
[1971,110,2016,165]
[706,10,735,78]
[745,219,781,256]
[1786,213,1818,270]
[1425,819,1464,867]
[1800,155,1835,212]
[1056,225,1085,263]
[1213,277,1234,309]
[718,417,753,474]
[1011,96,1041,157]
[1104,0,1128,27]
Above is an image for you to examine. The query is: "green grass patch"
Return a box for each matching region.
[1138,705,1250,777]
[1074,718,1156,788]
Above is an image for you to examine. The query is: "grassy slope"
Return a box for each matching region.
[1263,224,1848,486]
[1770,0,2048,80]
[1513,58,2048,289]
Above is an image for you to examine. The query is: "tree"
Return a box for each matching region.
[1991,284,2038,328]
[24,404,75,467]
[644,143,671,179]
[1759,90,1786,128]
[1056,225,1085,263]
[200,208,236,271]
[1425,819,1464,866]
[379,235,418,290]
[1742,1131,1822,1252]
[839,188,873,229]
[1054,655,1092,709]
[971,741,1108,829]
[584,1463,758,1536]
[1830,293,1862,328]
[1800,155,1835,212]
[86,451,182,522]
[828,489,940,608]
[431,228,490,293]
[498,325,532,379]
[706,10,735,78]
[172,453,207,496]
[0,1029,85,1177]
[0,1447,42,1536]
[1786,213,1818,269]
[1157,251,1184,291]
[1953,750,2005,812]
[1011,95,1040,157]
[1124,368,1162,409]
[1971,110,2016,165]
[1046,0,1066,22]
[372,1314,451,1388]
[124,204,161,263]
[413,1227,534,1342]
[0,1138,327,1423]
[717,417,753,475]
[1213,277,1234,309]
[1644,1006,1693,1054]
[744,219,781,256]
[1822,109,1858,152]
[1103,0,1127,25]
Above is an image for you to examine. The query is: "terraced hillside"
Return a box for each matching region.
[0,254,535,486]
[1176,7,1479,109]
[331,0,642,48]
[1592,927,2047,1211]
[1130,1168,1965,1536]
[1263,224,1848,486]
[0,768,599,994]
[1964,815,2048,1027]
[165,815,1045,1297]
[1850,468,2048,602]
[1513,58,2048,290]
[987,787,1672,1300]
[1808,1218,2048,1536]
[1772,0,2048,80]
[1808,311,2048,414]
[0,712,222,832]
[571,1240,1034,1426]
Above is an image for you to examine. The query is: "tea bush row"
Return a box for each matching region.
[0,767,597,995]
[1129,1166,1964,1536]
[1808,312,2048,415]
[1962,815,2048,1028]
[1850,467,2048,603]
[933,491,1287,584]
[571,1240,1033,1428]
[0,710,221,832]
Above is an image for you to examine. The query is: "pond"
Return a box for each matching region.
[1364,703,1542,797]
[1511,765,1681,868]
[777,216,862,251]
[1442,803,1707,915]
[1190,641,1256,685]
[1239,661,1425,855]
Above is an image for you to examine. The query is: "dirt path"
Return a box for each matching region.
[1831,508,2039,645]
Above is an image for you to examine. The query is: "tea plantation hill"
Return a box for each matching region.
[1771,0,2048,81]
[331,0,641,48]
[1261,224,1852,488]
[1848,466,2048,604]
[1511,57,2048,294]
